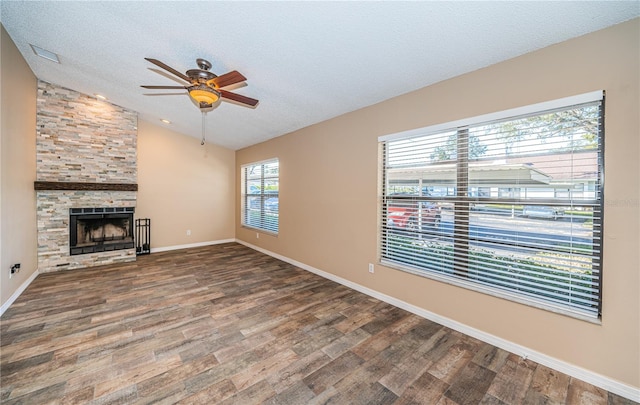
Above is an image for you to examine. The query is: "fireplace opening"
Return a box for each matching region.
[69,207,135,255]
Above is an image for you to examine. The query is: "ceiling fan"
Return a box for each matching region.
[141,58,259,109]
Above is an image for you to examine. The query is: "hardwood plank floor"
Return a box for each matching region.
[1,243,636,404]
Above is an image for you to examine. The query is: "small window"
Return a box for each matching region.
[379,91,604,320]
[241,159,279,234]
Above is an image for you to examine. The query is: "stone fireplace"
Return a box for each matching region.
[36,81,138,273]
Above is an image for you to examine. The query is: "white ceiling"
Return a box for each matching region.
[1,2,638,150]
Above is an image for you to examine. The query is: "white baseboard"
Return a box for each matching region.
[150,239,236,254]
[236,239,640,403]
[0,269,40,317]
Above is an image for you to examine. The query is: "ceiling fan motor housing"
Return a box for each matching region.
[186,59,217,83]
[186,69,217,83]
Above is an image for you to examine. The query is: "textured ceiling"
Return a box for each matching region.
[1,2,638,150]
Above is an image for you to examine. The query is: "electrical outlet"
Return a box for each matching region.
[368,263,374,274]
[186,229,191,236]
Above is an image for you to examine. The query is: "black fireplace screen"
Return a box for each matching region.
[69,207,135,255]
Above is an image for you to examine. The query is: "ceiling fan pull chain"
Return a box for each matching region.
[201,110,206,146]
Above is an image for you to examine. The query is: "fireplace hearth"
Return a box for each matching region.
[69,207,135,255]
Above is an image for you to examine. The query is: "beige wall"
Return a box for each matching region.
[137,119,235,249]
[0,25,38,309]
[237,19,640,388]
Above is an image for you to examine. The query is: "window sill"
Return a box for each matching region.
[242,225,278,237]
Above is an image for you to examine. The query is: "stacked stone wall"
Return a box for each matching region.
[36,81,137,272]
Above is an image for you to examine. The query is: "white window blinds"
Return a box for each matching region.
[380,92,604,319]
[241,159,279,234]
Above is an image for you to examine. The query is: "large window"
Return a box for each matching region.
[241,159,279,234]
[379,91,604,319]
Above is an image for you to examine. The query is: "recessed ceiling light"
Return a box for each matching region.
[160,119,171,124]
[29,44,60,64]
[95,94,107,100]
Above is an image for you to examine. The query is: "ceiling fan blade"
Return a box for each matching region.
[144,58,190,82]
[220,89,259,107]
[141,85,187,89]
[210,71,247,89]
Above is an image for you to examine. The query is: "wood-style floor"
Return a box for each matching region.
[1,243,635,405]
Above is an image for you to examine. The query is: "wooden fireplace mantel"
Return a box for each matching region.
[34,181,138,191]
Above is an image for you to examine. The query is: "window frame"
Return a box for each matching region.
[241,158,279,235]
[379,91,604,321]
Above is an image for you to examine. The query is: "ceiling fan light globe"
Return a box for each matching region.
[189,88,220,105]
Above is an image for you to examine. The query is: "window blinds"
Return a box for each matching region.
[242,159,279,234]
[380,92,604,318]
